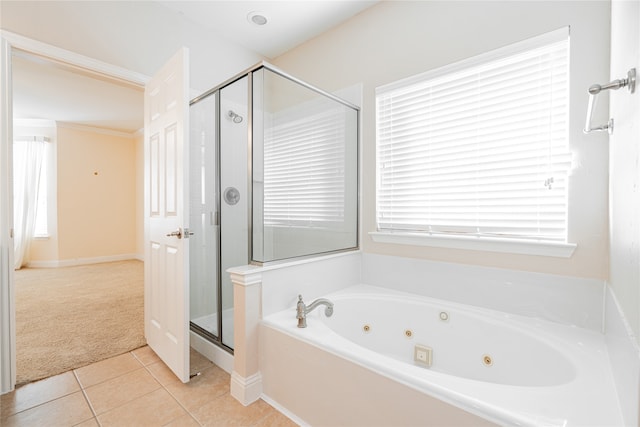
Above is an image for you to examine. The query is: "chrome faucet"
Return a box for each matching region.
[296,294,334,328]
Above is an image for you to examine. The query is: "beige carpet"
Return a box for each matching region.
[15,260,146,385]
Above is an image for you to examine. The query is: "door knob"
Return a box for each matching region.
[166,228,183,239]
[165,228,194,239]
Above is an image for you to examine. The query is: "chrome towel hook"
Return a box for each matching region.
[584,68,636,135]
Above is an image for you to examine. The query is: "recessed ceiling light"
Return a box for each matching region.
[247,11,268,26]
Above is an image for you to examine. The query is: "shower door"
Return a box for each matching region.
[218,76,249,349]
[189,93,220,341]
[188,76,249,351]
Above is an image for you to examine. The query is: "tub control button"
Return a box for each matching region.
[414,344,433,368]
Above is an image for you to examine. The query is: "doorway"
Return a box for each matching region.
[11,48,145,385]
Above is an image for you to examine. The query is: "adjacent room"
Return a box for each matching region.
[10,52,145,385]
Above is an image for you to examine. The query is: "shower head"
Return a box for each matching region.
[228,110,243,124]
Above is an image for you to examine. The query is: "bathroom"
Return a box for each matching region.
[225,1,639,425]
[1,1,639,426]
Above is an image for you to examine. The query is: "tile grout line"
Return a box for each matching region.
[141,361,204,427]
[96,387,165,422]
[130,348,149,366]
[3,374,87,420]
[77,351,162,424]
[75,352,146,390]
[73,369,99,424]
[7,350,156,426]
[84,363,164,421]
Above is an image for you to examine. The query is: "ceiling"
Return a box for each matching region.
[12,53,145,134]
[12,1,377,134]
[160,1,377,59]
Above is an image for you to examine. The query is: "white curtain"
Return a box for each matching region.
[13,137,45,269]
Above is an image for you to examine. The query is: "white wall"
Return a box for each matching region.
[605,5,640,420]
[606,4,640,420]
[609,1,640,342]
[0,1,264,93]
[362,253,605,331]
[55,124,137,263]
[274,1,611,280]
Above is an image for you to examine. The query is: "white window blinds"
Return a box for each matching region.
[264,106,347,227]
[376,29,571,242]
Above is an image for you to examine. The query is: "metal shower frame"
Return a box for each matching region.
[188,61,360,353]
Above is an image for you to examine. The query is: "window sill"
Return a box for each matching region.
[369,231,577,258]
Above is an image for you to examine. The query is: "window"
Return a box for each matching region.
[13,136,49,237]
[33,148,48,237]
[374,28,573,254]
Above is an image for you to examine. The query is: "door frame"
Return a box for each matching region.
[0,30,148,393]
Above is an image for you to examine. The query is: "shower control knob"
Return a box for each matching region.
[224,187,240,205]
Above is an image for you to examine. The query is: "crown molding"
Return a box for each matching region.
[57,121,137,139]
[0,30,149,87]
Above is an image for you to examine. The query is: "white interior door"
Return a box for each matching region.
[0,35,16,394]
[144,48,190,383]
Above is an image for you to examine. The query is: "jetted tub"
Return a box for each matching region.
[259,284,624,426]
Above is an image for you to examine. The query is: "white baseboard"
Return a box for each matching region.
[189,331,234,374]
[26,253,141,268]
[230,371,262,406]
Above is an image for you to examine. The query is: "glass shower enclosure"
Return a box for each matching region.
[188,63,358,352]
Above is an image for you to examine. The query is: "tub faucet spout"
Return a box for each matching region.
[296,294,334,328]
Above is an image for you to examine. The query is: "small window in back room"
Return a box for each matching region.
[33,151,48,237]
[13,136,49,237]
[375,28,571,247]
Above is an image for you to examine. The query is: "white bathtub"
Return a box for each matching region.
[260,284,624,426]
